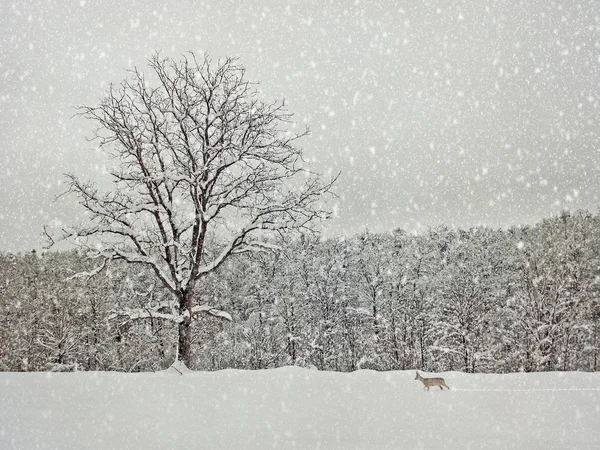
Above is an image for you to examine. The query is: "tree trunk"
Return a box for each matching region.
[594,318,598,372]
[177,320,192,367]
[462,335,469,373]
[562,330,570,371]
[419,321,425,369]
[177,290,194,367]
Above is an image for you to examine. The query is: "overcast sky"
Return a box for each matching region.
[1,0,599,253]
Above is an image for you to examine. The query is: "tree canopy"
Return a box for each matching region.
[49,52,336,366]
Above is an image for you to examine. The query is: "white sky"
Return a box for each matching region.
[1,0,599,252]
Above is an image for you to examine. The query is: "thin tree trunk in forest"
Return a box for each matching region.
[391,315,400,369]
[562,330,570,371]
[462,335,469,373]
[420,322,426,369]
[594,318,598,372]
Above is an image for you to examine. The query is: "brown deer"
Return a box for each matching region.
[415,371,450,390]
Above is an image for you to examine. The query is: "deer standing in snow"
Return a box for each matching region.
[415,371,450,390]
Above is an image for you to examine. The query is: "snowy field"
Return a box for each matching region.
[1,367,599,449]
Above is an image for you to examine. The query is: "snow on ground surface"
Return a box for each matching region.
[1,367,599,449]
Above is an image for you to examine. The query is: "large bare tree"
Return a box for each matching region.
[52,53,335,367]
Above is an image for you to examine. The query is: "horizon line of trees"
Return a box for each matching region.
[1,209,599,373]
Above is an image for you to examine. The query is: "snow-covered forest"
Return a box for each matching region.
[2,209,599,374]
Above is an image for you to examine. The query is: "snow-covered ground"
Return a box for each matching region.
[1,367,599,449]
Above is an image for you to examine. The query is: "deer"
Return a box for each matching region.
[415,371,450,390]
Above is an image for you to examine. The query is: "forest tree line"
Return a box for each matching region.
[1,209,599,373]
